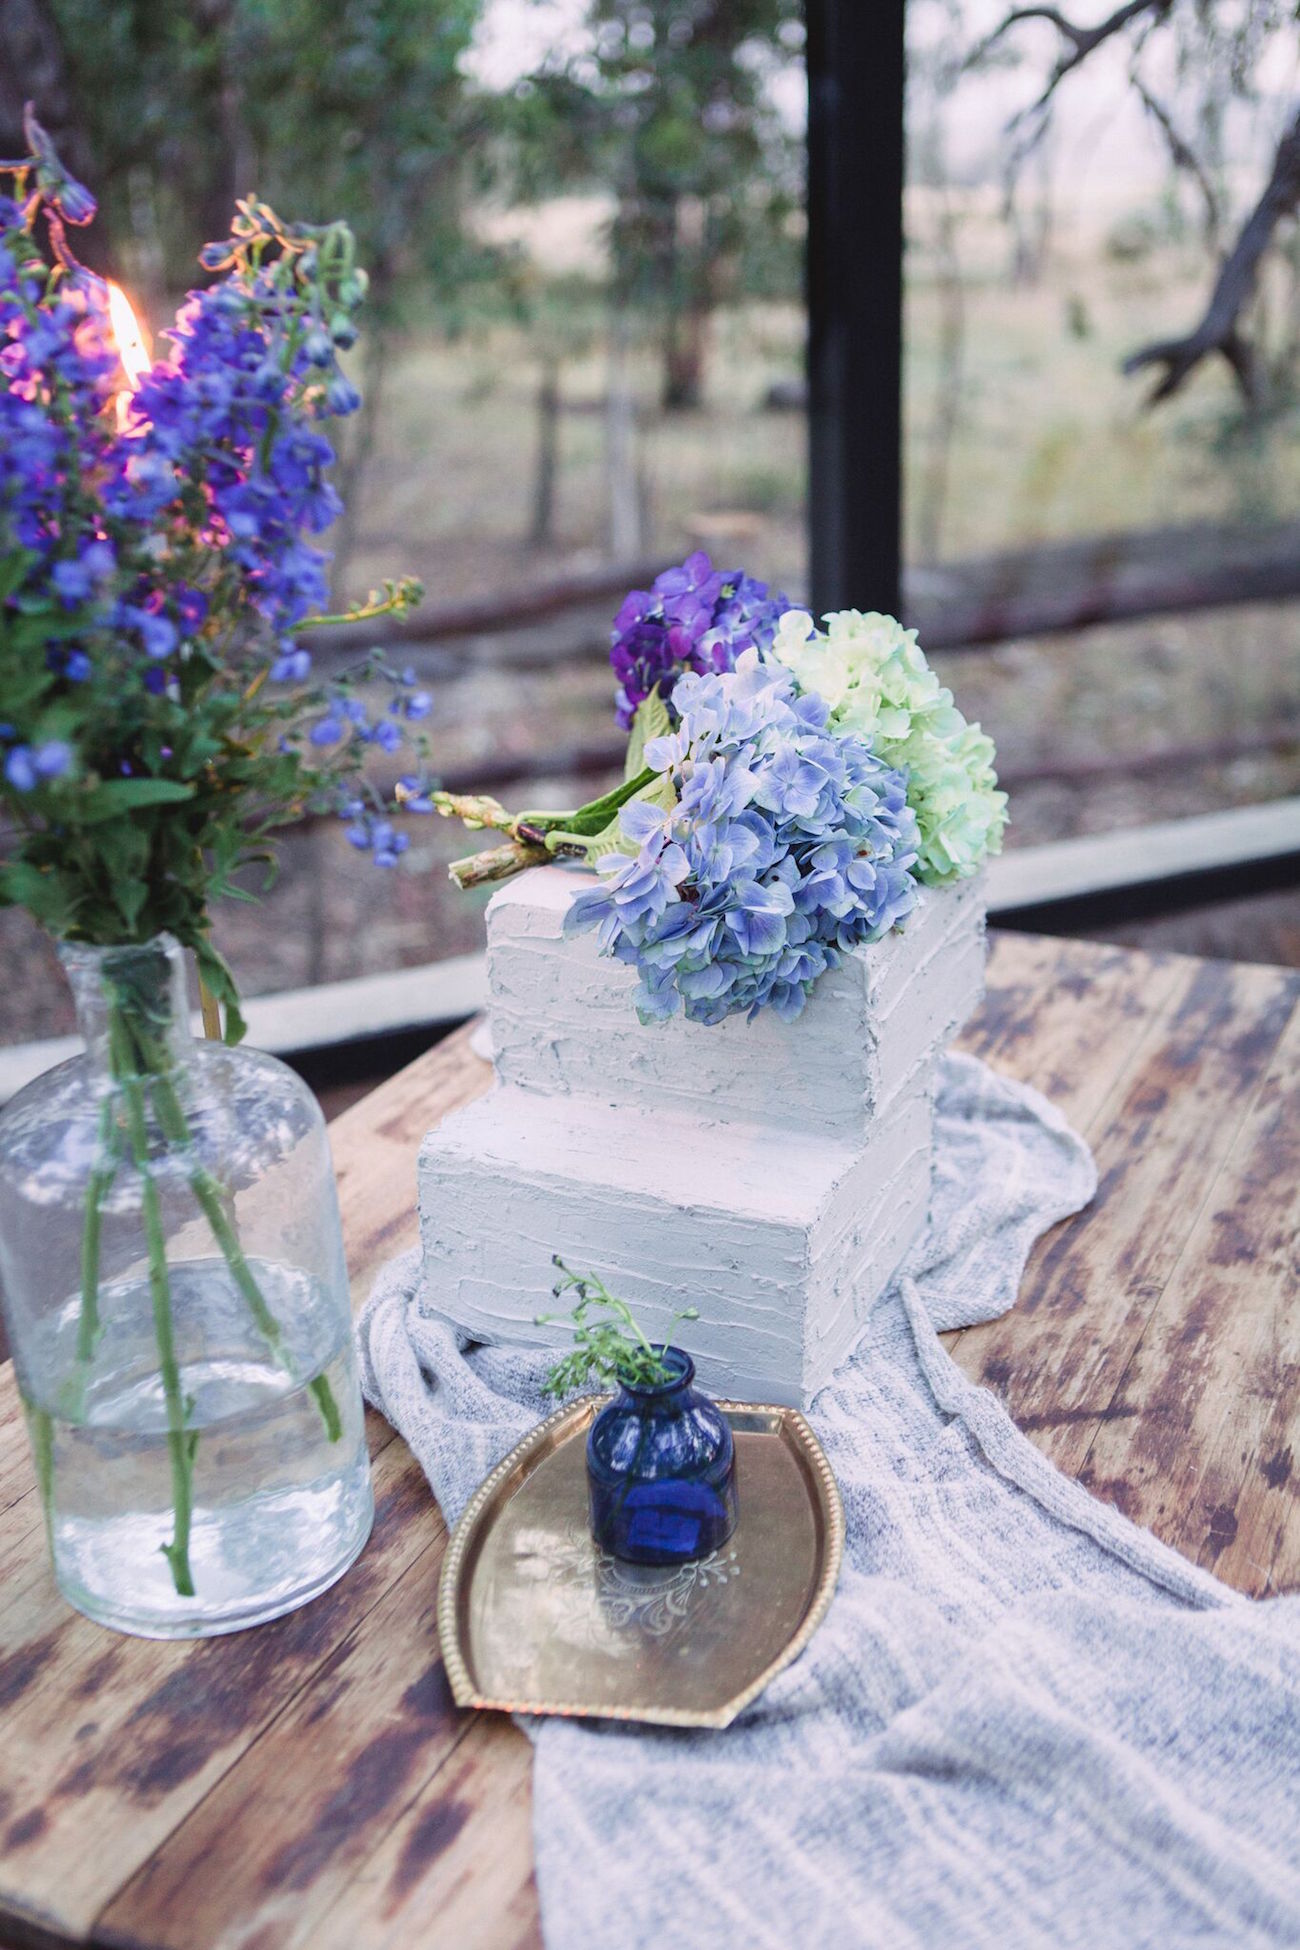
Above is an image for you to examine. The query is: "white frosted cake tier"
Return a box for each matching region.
[485,865,986,1138]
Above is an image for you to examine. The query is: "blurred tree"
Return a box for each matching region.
[22,1,256,301]
[509,271,605,548]
[524,0,804,411]
[35,0,494,309]
[963,0,1300,409]
[239,0,494,323]
[235,0,504,580]
[0,1,104,270]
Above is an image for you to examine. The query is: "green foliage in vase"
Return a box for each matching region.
[538,1257,699,1400]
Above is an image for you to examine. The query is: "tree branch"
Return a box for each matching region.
[1131,73,1220,247]
[969,0,1176,205]
[969,0,1173,127]
[1124,106,1300,405]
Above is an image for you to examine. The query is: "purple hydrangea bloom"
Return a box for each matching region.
[609,551,792,728]
[567,649,918,1025]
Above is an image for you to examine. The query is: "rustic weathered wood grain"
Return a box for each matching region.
[1080,1000,1300,1594]
[947,957,1300,1517]
[0,1438,441,1943]
[0,935,1294,1950]
[952,934,1186,1136]
[97,1520,461,1950]
[309,1714,539,1950]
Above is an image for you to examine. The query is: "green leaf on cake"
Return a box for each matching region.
[624,686,671,782]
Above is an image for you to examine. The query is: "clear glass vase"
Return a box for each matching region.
[0,935,373,1638]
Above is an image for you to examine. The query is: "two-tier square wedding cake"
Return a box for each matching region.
[417,863,985,1406]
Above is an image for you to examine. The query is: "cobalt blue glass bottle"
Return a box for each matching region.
[586,1348,737,1566]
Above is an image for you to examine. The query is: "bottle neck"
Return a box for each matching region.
[620,1347,695,1408]
[61,936,193,1078]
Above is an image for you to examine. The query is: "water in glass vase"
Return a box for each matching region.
[23,1259,372,1638]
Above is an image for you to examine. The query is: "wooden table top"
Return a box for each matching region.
[0,931,1296,1950]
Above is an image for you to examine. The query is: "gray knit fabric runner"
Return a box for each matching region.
[358,1052,1300,1950]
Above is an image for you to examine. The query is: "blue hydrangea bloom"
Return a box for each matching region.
[566,650,919,1025]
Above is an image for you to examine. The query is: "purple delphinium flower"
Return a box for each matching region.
[3,747,38,791]
[272,646,312,684]
[568,649,919,1025]
[33,739,72,779]
[340,799,421,867]
[609,551,792,728]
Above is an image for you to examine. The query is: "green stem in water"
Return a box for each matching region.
[58,1095,124,1423]
[197,974,222,1043]
[109,1013,195,1599]
[148,1073,342,1444]
[76,1095,121,1367]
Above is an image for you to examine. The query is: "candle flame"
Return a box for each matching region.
[107,281,151,430]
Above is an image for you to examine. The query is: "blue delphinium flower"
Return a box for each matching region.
[3,739,72,790]
[340,801,419,867]
[566,650,919,1025]
[609,551,791,729]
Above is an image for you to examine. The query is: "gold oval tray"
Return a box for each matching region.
[437,1395,843,1729]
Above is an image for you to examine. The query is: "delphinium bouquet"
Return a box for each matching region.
[0,110,430,1031]
[0,113,431,1611]
[436,551,1007,1028]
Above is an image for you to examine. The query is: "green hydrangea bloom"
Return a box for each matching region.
[772,608,1008,884]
